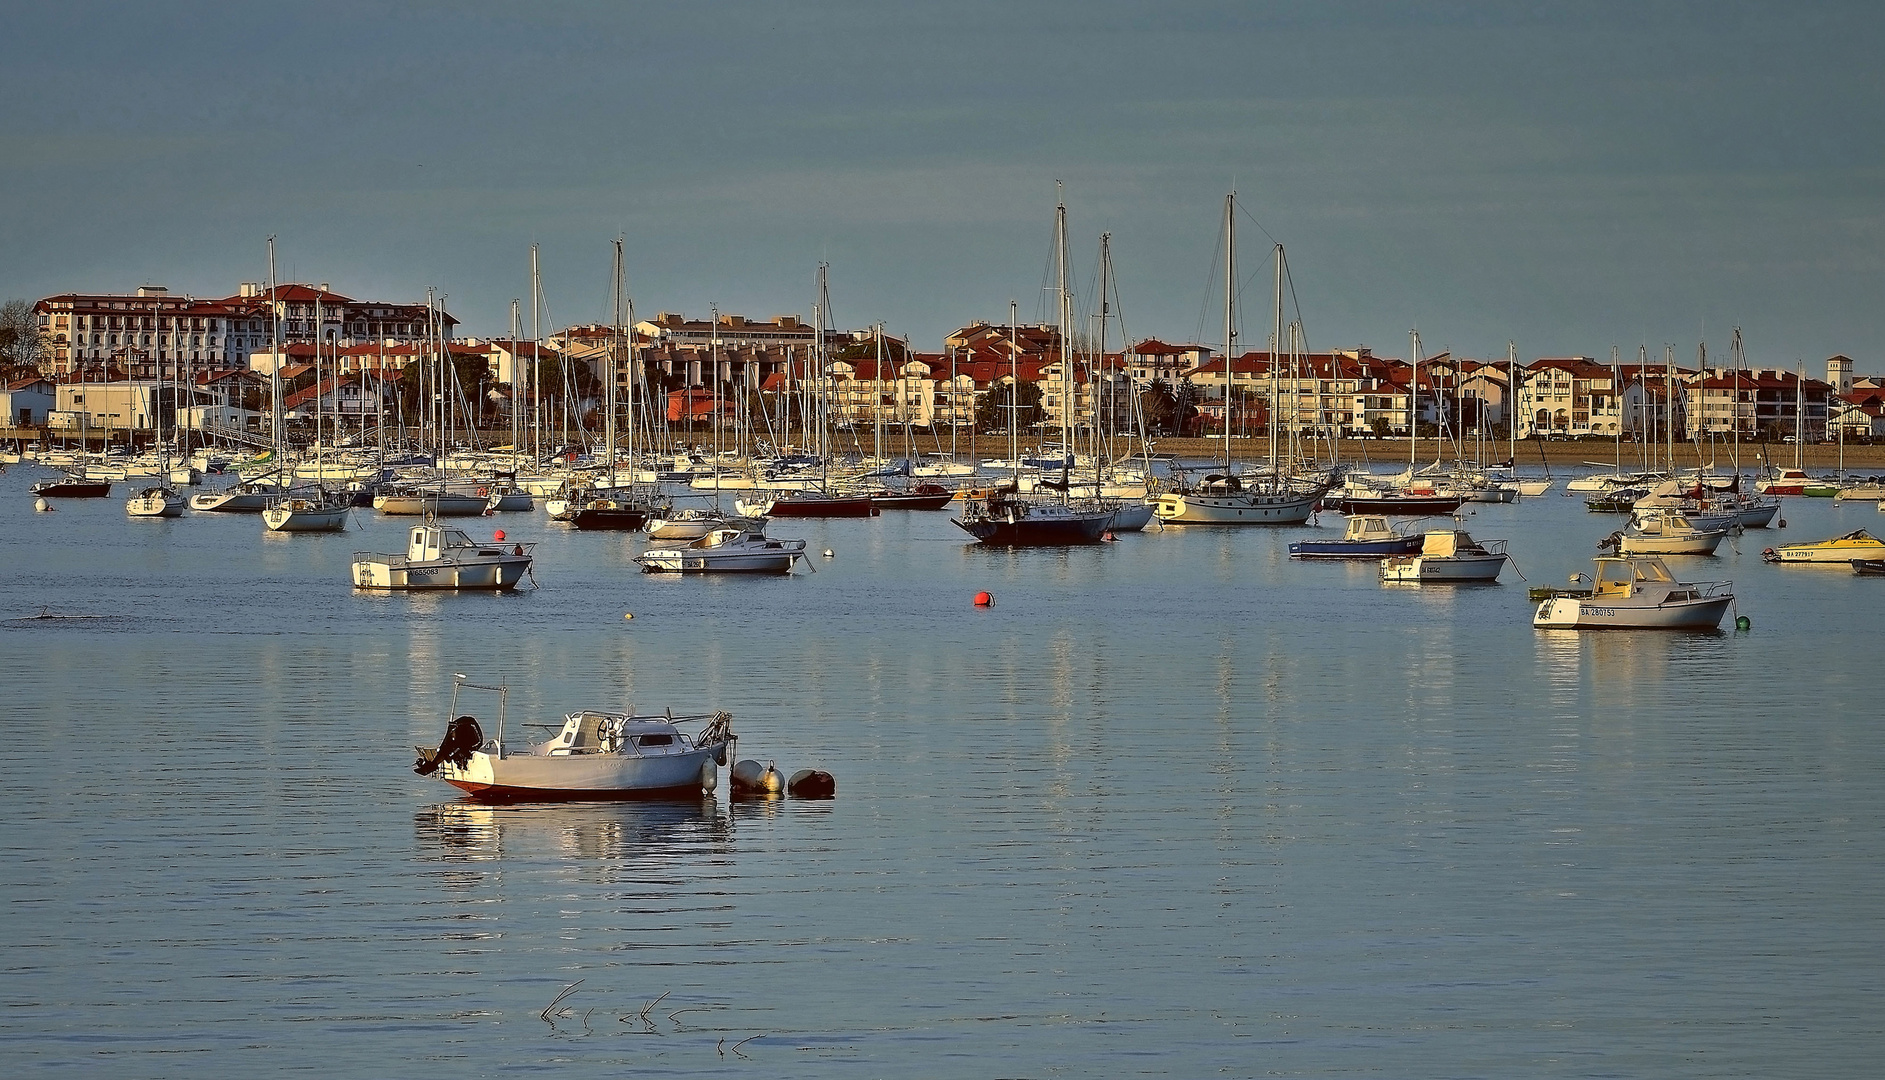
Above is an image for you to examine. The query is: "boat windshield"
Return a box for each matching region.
[1632,560,1675,583]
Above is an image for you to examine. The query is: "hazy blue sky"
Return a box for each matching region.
[3,1,1880,369]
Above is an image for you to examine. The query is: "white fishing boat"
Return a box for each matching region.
[1533,555,1735,630]
[413,676,736,801]
[1600,508,1731,556]
[352,523,534,589]
[1379,529,1508,582]
[635,527,807,574]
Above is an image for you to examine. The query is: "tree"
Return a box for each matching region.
[1369,417,1391,439]
[975,379,1043,433]
[0,299,48,380]
[1139,378,1176,435]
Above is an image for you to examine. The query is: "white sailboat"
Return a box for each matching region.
[1154,194,1321,525]
[126,356,185,518]
[260,241,350,533]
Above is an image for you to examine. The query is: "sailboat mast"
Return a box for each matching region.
[1271,243,1283,474]
[530,244,541,464]
[1055,188,1073,470]
[1223,192,1235,475]
[608,237,623,489]
[1409,329,1420,468]
[1009,299,1020,483]
[267,238,283,468]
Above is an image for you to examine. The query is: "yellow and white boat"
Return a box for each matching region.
[1760,529,1885,564]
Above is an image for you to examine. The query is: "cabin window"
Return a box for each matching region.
[635,733,675,747]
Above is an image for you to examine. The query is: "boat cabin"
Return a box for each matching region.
[1419,529,1480,557]
[1592,556,1677,599]
[409,525,499,562]
[1344,515,1395,541]
[541,710,688,756]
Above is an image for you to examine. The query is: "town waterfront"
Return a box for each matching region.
[4,470,1883,1077]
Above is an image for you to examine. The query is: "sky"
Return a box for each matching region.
[3,1,1881,372]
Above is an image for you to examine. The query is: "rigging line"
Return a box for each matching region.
[1233,199,1284,252]
[1193,219,1225,349]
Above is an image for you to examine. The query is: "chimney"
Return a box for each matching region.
[319,283,329,293]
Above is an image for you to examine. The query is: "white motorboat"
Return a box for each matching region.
[636,527,807,574]
[1760,528,1885,565]
[413,676,736,801]
[262,489,352,532]
[1533,555,1735,630]
[352,523,535,590]
[126,485,186,518]
[1600,509,1731,556]
[1379,529,1508,582]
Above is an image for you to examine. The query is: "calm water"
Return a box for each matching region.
[3,467,1882,1077]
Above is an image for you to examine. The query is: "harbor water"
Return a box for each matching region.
[3,471,1882,1077]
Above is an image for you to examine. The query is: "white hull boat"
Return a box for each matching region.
[263,492,352,532]
[636,527,807,574]
[1380,529,1508,582]
[414,677,736,801]
[1601,509,1730,556]
[126,486,186,517]
[189,484,275,512]
[374,489,488,516]
[1152,475,1320,525]
[353,523,534,589]
[1533,555,1734,630]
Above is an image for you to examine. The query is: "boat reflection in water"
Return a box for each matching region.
[415,798,731,867]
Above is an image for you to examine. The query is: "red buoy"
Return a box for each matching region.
[974,591,993,607]
[494,530,506,541]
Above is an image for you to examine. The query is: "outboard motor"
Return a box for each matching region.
[415,715,484,775]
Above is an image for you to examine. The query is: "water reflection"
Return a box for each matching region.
[415,797,731,864]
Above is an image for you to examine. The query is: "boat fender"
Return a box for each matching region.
[787,769,836,799]
[730,759,783,794]
[700,760,718,793]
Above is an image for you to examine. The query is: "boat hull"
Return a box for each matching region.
[374,493,487,516]
[951,502,1113,545]
[1324,494,1463,516]
[31,479,111,498]
[1380,554,1506,582]
[1533,595,1733,630]
[571,504,652,530]
[438,748,715,802]
[1289,536,1424,559]
[760,495,879,517]
[1154,490,1319,524]
[189,489,271,512]
[263,500,351,531]
[352,554,532,589]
